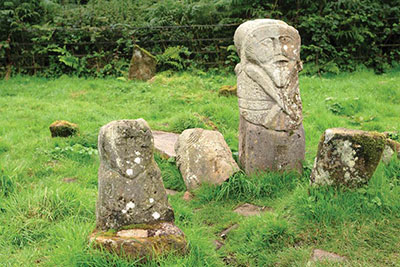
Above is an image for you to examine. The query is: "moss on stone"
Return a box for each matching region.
[134,44,156,60]
[49,120,79,137]
[102,228,118,237]
[120,223,161,231]
[350,131,386,174]
[218,85,237,97]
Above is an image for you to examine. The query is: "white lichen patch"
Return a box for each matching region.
[336,140,357,168]
[126,169,133,176]
[126,201,135,209]
[134,157,141,164]
[283,45,288,51]
[121,201,135,214]
[314,165,333,186]
[149,198,154,203]
[324,129,334,144]
[152,212,161,220]
[135,151,141,156]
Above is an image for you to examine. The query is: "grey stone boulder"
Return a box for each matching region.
[175,128,239,190]
[128,45,156,81]
[310,128,386,188]
[96,119,174,230]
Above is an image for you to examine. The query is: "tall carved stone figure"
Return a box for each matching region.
[234,19,305,174]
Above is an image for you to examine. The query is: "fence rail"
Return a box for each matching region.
[1,23,399,74]
[1,23,240,74]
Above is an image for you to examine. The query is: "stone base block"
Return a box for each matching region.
[89,222,187,260]
[239,117,305,174]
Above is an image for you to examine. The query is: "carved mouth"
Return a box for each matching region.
[273,56,289,67]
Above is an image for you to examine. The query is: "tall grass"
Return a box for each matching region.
[0,68,399,266]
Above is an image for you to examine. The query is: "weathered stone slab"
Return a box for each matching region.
[165,189,179,196]
[49,120,79,137]
[182,191,193,201]
[152,130,179,159]
[220,224,239,239]
[175,128,239,190]
[214,239,224,250]
[234,19,305,174]
[310,128,386,187]
[310,249,347,263]
[62,177,77,183]
[89,222,187,259]
[128,45,156,81]
[96,119,174,230]
[233,203,271,217]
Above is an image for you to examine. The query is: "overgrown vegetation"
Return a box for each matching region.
[0,69,399,265]
[1,0,399,76]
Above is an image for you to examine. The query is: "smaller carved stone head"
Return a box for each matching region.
[98,119,154,179]
[234,19,301,88]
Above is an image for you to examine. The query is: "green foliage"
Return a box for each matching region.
[156,46,191,71]
[1,0,399,76]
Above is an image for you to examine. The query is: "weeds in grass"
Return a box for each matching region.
[196,171,300,203]
[227,214,295,266]
[169,113,208,133]
[40,143,98,162]
[0,170,14,197]
[293,159,400,226]
[154,154,186,192]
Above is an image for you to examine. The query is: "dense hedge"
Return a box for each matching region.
[1,0,399,76]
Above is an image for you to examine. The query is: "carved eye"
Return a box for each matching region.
[261,38,273,47]
[279,36,292,44]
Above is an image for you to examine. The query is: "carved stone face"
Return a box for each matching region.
[245,25,300,88]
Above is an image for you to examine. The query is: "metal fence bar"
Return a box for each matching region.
[21,23,241,32]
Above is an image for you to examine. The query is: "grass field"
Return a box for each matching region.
[0,68,400,266]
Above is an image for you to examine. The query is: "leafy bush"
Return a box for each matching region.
[1,0,399,76]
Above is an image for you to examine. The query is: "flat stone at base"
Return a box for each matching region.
[239,117,305,175]
[310,249,347,262]
[220,224,239,239]
[165,189,179,196]
[233,203,271,217]
[89,222,187,260]
[152,130,179,159]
